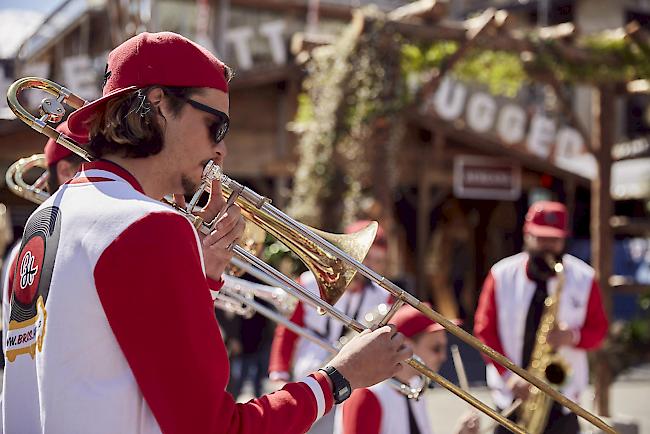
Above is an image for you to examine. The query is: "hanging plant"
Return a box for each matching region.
[289,8,408,231]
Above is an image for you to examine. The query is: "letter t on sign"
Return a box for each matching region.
[226,27,255,70]
[260,20,287,66]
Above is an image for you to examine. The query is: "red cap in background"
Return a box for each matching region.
[44,121,88,165]
[523,201,569,238]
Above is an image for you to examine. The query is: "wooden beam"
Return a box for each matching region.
[591,85,616,418]
[627,79,650,94]
[230,0,354,19]
[609,276,650,294]
[387,0,448,23]
[625,21,650,58]
[610,216,650,236]
[535,22,575,41]
[416,8,502,102]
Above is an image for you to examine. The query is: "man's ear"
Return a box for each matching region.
[146,87,165,108]
[56,160,80,184]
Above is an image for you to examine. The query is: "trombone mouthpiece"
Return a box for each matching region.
[202,161,223,183]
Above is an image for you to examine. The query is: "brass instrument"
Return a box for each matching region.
[7,77,618,434]
[217,273,298,319]
[6,154,49,204]
[216,268,429,400]
[519,258,572,434]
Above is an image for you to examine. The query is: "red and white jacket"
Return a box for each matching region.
[333,379,432,434]
[2,161,332,434]
[2,241,20,350]
[474,252,608,409]
[269,271,390,380]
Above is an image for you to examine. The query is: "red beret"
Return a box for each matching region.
[391,303,461,338]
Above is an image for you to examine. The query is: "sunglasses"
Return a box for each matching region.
[183,98,230,144]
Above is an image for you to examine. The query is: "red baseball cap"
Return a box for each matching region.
[44,121,89,165]
[345,220,386,249]
[68,31,229,137]
[390,303,461,338]
[523,201,569,238]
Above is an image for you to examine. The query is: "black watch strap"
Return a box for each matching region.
[319,366,351,404]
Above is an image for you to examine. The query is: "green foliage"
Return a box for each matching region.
[289,8,650,231]
[600,292,650,378]
[288,9,407,230]
[401,42,528,97]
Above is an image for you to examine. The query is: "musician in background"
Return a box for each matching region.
[334,304,479,434]
[474,201,609,434]
[269,220,392,434]
[3,32,411,434]
[1,120,86,351]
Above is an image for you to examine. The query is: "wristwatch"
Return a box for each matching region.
[319,366,351,404]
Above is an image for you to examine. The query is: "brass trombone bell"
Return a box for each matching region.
[5,154,49,205]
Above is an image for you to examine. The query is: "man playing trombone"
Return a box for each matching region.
[3,32,412,434]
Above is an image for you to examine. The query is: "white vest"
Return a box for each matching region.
[487,252,594,409]
[2,166,184,434]
[293,271,388,378]
[333,379,432,434]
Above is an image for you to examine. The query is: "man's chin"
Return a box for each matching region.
[181,175,200,197]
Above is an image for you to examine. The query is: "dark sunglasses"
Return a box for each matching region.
[183,98,230,144]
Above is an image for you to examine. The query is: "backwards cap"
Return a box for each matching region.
[68,31,228,137]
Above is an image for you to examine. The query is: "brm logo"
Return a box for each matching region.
[7,206,61,362]
[20,251,39,289]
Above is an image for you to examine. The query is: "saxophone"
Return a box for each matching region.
[519,256,572,434]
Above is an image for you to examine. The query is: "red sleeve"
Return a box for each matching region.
[340,388,382,434]
[575,279,609,350]
[94,212,333,434]
[473,272,508,375]
[268,300,305,374]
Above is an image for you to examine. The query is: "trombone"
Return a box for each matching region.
[7,77,617,434]
[217,267,430,400]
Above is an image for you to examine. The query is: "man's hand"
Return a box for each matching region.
[327,325,413,390]
[547,324,576,349]
[177,176,245,281]
[455,411,480,434]
[506,375,531,401]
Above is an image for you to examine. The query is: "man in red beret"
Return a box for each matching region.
[334,304,479,434]
[474,201,608,434]
[269,220,394,434]
[3,33,411,434]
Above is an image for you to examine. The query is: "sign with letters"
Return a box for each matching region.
[421,77,597,179]
[453,155,521,200]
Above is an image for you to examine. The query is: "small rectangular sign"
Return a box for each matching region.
[453,155,521,200]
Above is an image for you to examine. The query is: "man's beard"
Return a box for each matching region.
[526,249,564,281]
[181,174,199,197]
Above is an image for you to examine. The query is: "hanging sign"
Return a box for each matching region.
[421,77,597,179]
[453,155,522,200]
